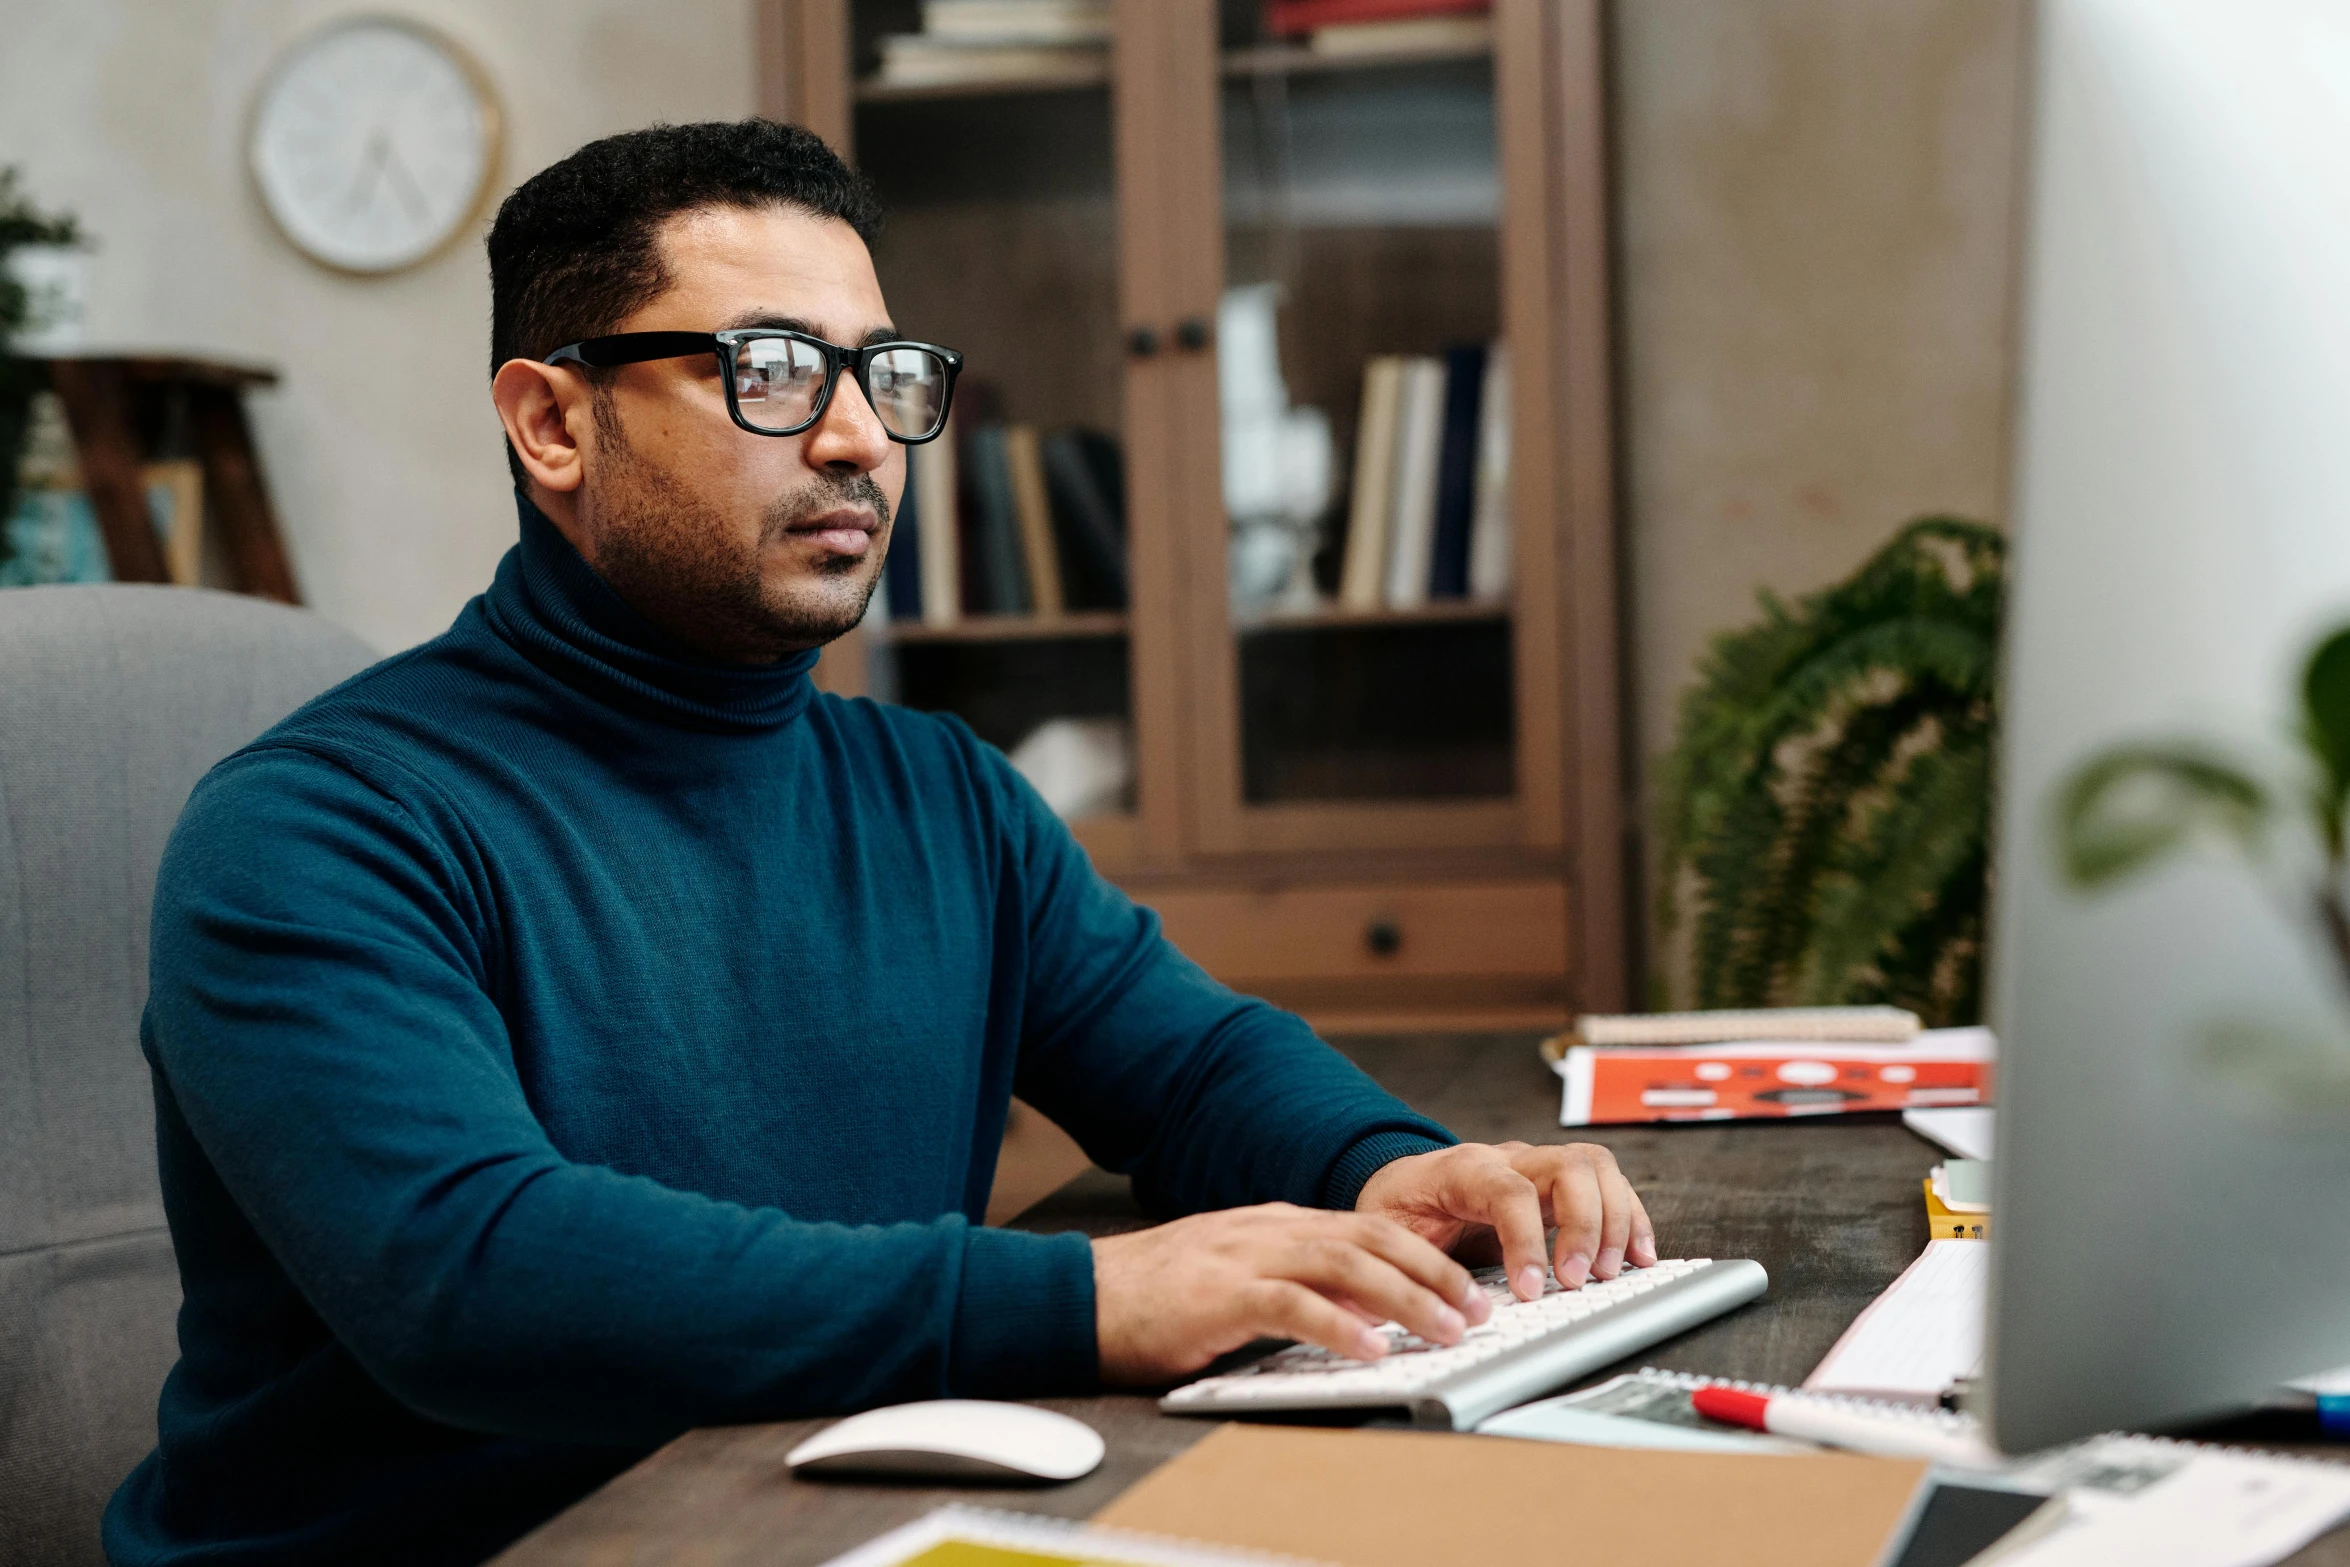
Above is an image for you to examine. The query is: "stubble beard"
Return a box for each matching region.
[582,390,888,665]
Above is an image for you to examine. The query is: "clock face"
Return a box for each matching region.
[250,18,500,274]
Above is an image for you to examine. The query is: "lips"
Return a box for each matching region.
[785,508,876,558]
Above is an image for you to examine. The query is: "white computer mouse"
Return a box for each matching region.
[783,1399,1105,1483]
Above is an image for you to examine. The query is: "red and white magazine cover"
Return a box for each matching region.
[1554,1027,1995,1127]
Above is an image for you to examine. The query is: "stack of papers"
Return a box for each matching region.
[1904,1103,1996,1159]
[1805,1239,1987,1402]
[873,0,1110,88]
[1551,1026,1996,1127]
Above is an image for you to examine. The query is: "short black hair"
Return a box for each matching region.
[486,119,884,482]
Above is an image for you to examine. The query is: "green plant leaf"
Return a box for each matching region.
[2303,626,2350,847]
[2055,744,2268,887]
[1654,515,2001,1015]
[1801,737,1991,1015]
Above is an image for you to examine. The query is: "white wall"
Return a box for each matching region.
[0,0,754,653]
[1609,0,2028,992]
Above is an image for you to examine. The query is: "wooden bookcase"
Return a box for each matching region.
[758,0,1625,1030]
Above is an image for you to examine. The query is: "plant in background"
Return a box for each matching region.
[1655,517,2004,1025]
[2062,624,2350,994]
[2058,626,2350,1112]
[0,166,82,562]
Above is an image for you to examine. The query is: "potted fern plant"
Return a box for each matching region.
[1654,517,2004,1025]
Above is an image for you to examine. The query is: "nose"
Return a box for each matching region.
[805,366,892,474]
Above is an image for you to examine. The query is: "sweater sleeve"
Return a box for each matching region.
[146,747,1095,1446]
[987,755,1455,1215]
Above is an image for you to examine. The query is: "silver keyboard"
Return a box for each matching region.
[1160,1258,1769,1431]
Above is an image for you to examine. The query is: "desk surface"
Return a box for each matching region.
[491,1034,2350,1567]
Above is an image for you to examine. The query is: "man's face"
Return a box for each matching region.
[569,205,904,664]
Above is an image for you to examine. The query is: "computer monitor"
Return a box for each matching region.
[1986,0,2350,1454]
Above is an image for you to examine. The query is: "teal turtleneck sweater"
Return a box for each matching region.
[104,497,1452,1566]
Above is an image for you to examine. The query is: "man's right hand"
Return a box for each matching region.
[1090,1203,1493,1385]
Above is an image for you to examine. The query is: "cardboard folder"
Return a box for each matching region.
[1095,1424,1926,1567]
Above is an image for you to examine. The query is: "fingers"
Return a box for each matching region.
[1437,1158,1550,1301]
[1340,1213,1484,1323]
[1591,1157,1640,1278]
[1248,1279,1390,1362]
[1547,1156,1605,1288]
[1513,1143,1658,1284]
[1281,1224,1471,1346]
[1627,1184,1659,1267]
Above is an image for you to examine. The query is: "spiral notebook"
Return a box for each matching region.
[1477,1366,1980,1455]
[1481,1369,2350,1567]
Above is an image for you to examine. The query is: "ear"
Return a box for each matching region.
[491,359,596,495]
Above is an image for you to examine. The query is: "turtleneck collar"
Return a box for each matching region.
[482,492,821,733]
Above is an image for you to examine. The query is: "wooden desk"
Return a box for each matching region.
[491,1034,2350,1567]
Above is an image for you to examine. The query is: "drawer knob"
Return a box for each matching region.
[1365,919,1403,958]
[1126,324,1161,358]
[1175,315,1213,351]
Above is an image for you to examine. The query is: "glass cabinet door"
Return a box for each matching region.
[1187,2,1543,854]
[845,0,1146,865]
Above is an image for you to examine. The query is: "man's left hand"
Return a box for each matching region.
[1355,1141,1657,1302]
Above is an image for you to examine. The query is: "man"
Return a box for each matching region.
[106,121,1655,1565]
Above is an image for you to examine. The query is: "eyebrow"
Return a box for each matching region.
[717,311,900,347]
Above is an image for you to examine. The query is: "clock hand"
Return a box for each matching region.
[378,139,433,227]
[346,132,390,216]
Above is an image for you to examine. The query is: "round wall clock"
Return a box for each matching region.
[249,17,502,275]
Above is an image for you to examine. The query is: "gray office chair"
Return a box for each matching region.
[0,585,376,1566]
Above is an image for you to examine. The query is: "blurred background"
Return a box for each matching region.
[0,0,2025,1033]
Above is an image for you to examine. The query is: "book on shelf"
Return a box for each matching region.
[962,424,1033,616]
[1003,424,1066,616]
[1427,341,1487,599]
[1337,355,1405,610]
[1041,426,1128,610]
[1336,344,1509,614]
[1467,341,1511,600]
[953,421,1128,619]
[1310,15,1494,55]
[1262,0,1489,39]
[922,0,1112,41]
[912,412,962,626]
[1381,356,1447,609]
[873,37,1106,88]
[882,449,924,622]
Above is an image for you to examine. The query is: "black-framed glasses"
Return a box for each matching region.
[543,328,963,444]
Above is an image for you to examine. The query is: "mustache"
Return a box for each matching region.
[763,471,892,539]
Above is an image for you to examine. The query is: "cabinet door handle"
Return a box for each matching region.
[1365,919,1403,958]
[1126,324,1161,358]
[1175,315,1212,351]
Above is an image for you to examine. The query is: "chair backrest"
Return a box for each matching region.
[0,585,377,1566]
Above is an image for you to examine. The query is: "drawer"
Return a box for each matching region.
[1142,879,1570,985]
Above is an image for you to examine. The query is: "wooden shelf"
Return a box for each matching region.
[29,351,277,389]
[876,611,1130,645]
[30,354,296,601]
[855,34,1489,106]
[855,63,1109,104]
[1220,39,1494,80]
[1235,600,1509,634]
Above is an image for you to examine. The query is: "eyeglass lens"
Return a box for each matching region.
[733,337,948,440]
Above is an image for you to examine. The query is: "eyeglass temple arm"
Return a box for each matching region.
[542,332,721,369]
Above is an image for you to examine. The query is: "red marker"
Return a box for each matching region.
[1690,1384,1998,1467]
